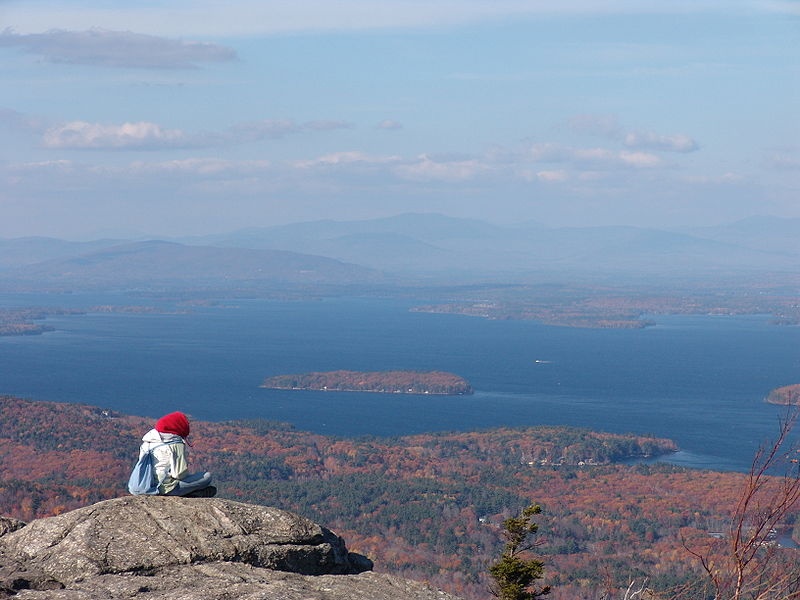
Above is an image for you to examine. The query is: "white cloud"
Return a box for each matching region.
[304,120,355,132]
[2,157,274,195]
[530,144,663,170]
[578,148,663,169]
[376,120,403,130]
[573,148,616,162]
[43,121,189,149]
[293,151,401,168]
[0,28,237,68]
[129,158,271,176]
[567,115,699,154]
[37,117,352,150]
[536,170,569,183]
[6,159,75,174]
[618,151,663,168]
[624,131,698,153]
[680,172,744,184]
[393,154,490,182]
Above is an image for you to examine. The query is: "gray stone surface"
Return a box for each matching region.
[8,564,460,599]
[0,518,25,538]
[0,497,462,600]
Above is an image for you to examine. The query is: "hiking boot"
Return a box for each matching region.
[184,485,217,498]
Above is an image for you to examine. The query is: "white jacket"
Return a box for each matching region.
[139,429,189,494]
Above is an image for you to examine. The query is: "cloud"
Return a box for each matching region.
[567,114,698,153]
[393,154,491,182]
[623,131,698,153]
[617,150,663,168]
[527,143,663,169]
[6,159,76,175]
[43,121,190,149]
[293,151,401,168]
[39,118,353,150]
[2,157,274,195]
[288,142,667,187]
[680,172,744,184]
[535,170,569,183]
[128,158,271,176]
[573,147,663,169]
[376,120,403,130]
[0,28,237,68]
[304,120,355,132]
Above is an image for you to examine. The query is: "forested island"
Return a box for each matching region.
[0,308,71,336]
[410,283,800,328]
[0,305,172,337]
[261,370,473,395]
[766,384,800,405]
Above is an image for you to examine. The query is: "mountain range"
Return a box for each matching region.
[1,214,797,289]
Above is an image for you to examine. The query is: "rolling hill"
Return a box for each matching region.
[181,213,800,280]
[1,214,797,290]
[0,240,382,290]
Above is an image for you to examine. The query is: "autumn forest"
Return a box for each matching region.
[0,396,798,599]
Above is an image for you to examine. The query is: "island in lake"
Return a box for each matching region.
[765,384,800,406]
[261,370,473,396]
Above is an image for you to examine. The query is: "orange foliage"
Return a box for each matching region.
[0,395,796,600]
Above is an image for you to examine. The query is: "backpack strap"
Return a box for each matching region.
[145,439,183,453]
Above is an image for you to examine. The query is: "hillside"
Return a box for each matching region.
[0,237,122,270]
[0,240,382,290]
[182,213,800,280]
[1,396,798,599]
[2,214,798,291]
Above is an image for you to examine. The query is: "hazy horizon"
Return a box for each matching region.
[0,210,797,245]
[1,1,798,240]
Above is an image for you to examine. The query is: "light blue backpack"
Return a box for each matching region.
[127,440,181,495]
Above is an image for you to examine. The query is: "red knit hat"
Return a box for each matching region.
[155,411,190,438]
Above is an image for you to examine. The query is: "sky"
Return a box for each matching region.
[0,1,798,239]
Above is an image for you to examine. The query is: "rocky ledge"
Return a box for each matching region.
[0,497,462,599]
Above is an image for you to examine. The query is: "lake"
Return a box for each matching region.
[1,292,798,472]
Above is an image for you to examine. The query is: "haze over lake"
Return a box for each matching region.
[1,292,797,473]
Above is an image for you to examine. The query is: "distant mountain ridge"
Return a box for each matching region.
[0,214,797,289]
[0,239,382,290]
[0,236,123,269]
[181,213,800,279]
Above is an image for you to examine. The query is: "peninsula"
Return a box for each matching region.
[261,370,473,395]
[765,384,800,406]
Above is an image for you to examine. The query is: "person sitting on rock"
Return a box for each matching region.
[138,411,216,497]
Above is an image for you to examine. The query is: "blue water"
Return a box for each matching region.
[1,293,798,472]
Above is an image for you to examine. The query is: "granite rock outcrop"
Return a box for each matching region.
[0,497,462,600]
